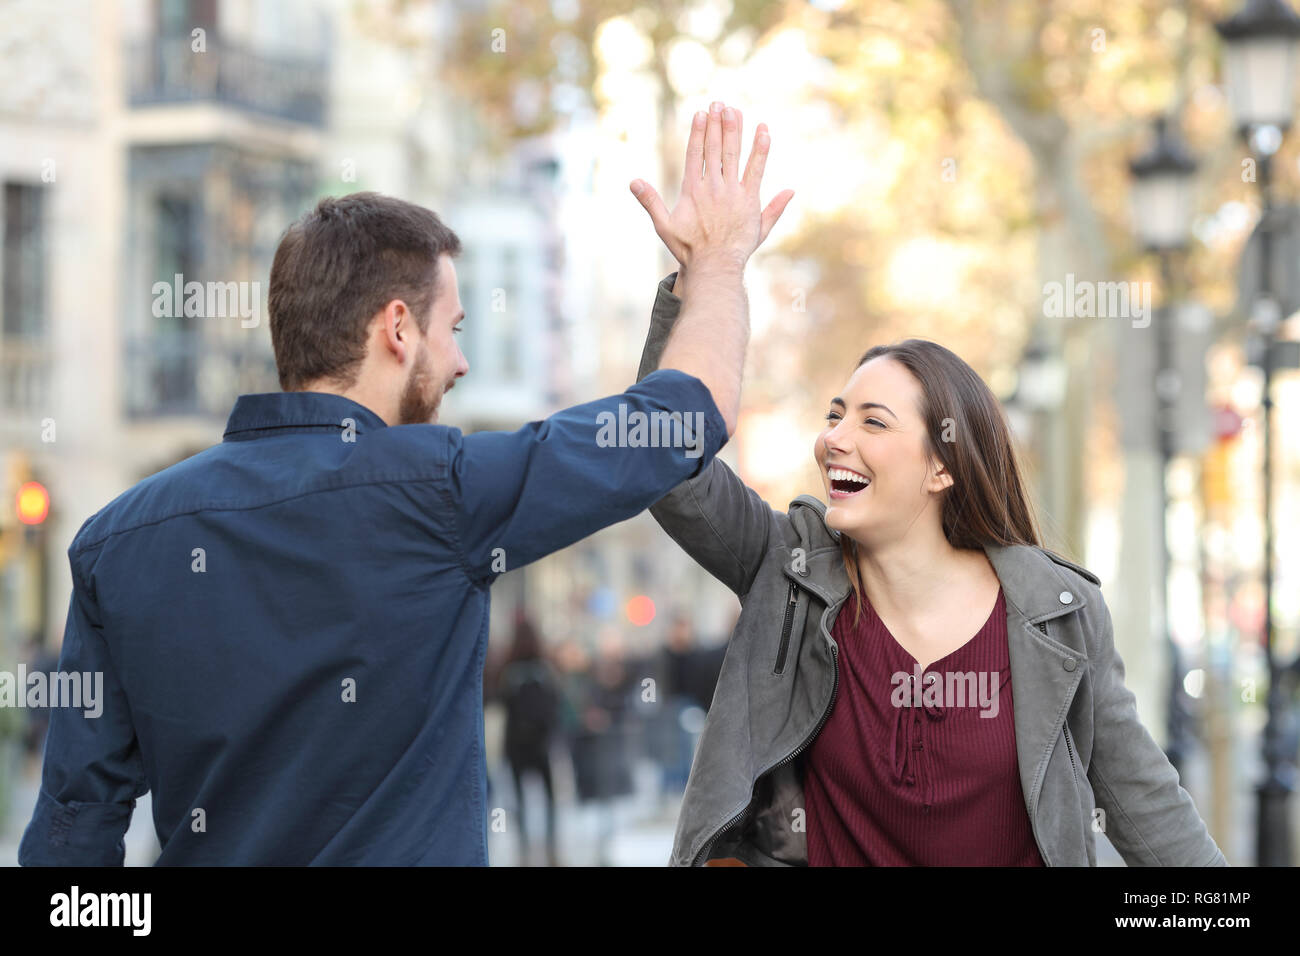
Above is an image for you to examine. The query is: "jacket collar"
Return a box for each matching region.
[983,540,1091,626]
[223,391,389,441]
[781,494,1090,627]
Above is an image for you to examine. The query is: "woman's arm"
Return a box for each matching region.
[637,271,789,598]
[1087,596,1228,865]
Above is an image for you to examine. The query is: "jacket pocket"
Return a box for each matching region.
[774,580,799,675]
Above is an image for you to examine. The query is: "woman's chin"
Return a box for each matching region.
[824,503,851,531]
[826,499,871,537]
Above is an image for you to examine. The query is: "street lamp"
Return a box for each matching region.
[1007,334,1066,498]
[1215,0,1300,868]
[1015,337,1067,412]
[1216,0,1300,134]
[1129,117,1198,252]
[1128,114,1199,783]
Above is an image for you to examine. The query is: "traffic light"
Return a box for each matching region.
[0,451,51,649]
[16,479,49,525]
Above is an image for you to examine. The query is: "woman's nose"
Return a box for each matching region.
[825,419,853,451]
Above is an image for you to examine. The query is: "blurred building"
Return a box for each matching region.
[1,0,330,654]
[0,0,738,696]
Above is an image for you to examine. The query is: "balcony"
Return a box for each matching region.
[124,332,279,419]
[126,34,327,127]
[0,338,51,418]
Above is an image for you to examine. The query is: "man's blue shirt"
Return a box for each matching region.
[18,368,724,865]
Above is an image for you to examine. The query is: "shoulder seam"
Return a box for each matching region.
[1040,547,1101,587]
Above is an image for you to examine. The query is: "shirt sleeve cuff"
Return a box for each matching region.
[625,367,728,475]
[18,789,134,866]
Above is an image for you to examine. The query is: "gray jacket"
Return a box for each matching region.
[637,273,1227,867]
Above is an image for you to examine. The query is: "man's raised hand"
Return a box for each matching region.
[630,100,794,272]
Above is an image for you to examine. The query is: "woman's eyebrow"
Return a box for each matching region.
[829,397,897,420]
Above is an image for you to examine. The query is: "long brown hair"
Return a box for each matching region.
[837,339,1043,621]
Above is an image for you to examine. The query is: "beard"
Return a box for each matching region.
[397,343,444,425]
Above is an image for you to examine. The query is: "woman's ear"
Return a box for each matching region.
[931,461,954,491]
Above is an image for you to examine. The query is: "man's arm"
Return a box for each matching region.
[636,272,787,598]
[19,550,146,866]
[445,102,791,581]
[449,367,726,580]
[629,101,793,436]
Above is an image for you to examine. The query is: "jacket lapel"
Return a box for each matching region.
[982,542,1089,832]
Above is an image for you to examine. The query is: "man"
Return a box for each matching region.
[19,101,792,865]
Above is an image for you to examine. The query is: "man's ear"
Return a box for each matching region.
[378,300,413,361]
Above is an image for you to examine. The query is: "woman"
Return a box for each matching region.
[635,270,1226,868]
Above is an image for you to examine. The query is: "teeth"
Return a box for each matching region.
[828,468,870,484]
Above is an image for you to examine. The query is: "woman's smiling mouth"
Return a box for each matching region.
[827,466,871,498]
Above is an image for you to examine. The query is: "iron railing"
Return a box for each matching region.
[126,35,327,127]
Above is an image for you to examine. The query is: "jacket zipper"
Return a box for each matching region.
[1063,722,1079,785]
[773,581,799,675]
[1035,618,1078,783]
[692,600,842,866]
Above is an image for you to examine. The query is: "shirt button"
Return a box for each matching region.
[1063,657,1077,672]
[1059,591,1073,604]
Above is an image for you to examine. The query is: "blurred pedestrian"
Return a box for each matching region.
[655,613,704,794]
[568,631,640,864]
[497,616,562,866]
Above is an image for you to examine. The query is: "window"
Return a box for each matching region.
[2,183,47,342]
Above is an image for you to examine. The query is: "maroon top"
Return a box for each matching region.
[803,585,1044,866]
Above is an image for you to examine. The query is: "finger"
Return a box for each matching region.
[630,179,682,257]
[681,110,706,187]
[742,123,771,191]
[721,106,740,181]
[630,179,671,233]
[758,189,795,244]
[704,101,724,183]
[730,107,743,179]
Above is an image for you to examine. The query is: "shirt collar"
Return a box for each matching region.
[223,391,389,441]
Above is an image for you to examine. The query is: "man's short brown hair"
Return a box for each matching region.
[268,191,462,391]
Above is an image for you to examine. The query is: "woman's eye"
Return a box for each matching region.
[824,412,841,423]
[865,418,885,427]
[453,325,464,334]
